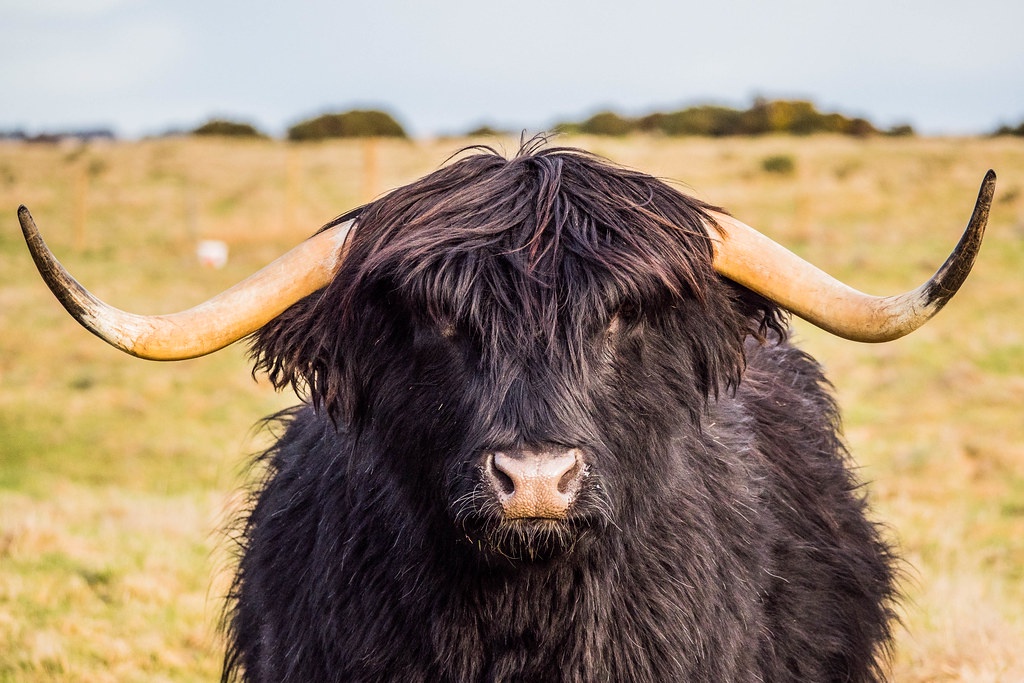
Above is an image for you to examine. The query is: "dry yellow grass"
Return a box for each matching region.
[1,134,1022,680]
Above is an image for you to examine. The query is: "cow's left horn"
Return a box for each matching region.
[709,171,995,342]
[19,206,352,360]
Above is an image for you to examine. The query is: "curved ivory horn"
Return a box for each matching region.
[709,171,995,342]
[19,206,352,360]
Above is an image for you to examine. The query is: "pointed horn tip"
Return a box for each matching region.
[17,205,39,238]
[980,169,997,198]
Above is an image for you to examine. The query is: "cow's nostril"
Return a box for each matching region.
[485,452,516,496]
[558,459,583,494]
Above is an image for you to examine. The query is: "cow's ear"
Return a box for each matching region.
[247,207,370,421]
[723,280,789,343]
[248,290,351,421]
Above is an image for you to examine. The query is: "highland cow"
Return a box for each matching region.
[19,142,995,682]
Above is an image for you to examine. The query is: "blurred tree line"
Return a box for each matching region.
[556,99,915,138]
[186,100,913,140]
[8,102,1023,142]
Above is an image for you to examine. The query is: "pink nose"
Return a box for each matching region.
[483,447,585,519]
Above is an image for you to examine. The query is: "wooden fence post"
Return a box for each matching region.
[362,138,379,203]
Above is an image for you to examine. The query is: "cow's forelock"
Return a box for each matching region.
[253,145,772,423]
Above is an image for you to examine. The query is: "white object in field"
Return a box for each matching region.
[197,240,229,269]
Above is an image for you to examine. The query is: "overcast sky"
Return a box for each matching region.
[2,0,1021,138]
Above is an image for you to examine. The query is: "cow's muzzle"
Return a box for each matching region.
[481,447,586,520]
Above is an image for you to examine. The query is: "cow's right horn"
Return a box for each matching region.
[19,206,353,360]
[709,171,995,343]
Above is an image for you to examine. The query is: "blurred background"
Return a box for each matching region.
[1,1,1022,680]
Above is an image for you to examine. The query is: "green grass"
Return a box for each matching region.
[2,135,1023,680]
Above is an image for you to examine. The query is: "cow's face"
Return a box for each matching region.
[251,149,771,564]
[361,273,760,563]
[239,141,989,564]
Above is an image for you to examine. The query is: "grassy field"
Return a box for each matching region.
[1,134,1022,681]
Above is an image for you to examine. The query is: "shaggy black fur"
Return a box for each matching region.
[225,142,896,682]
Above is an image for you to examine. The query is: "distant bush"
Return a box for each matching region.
[761,154,796,175]
[993,120,1024,137]
[192,119,266,138]
[288,110,407,141]
[465,125,507,136]
[737,100,878,137]
[884,124,916,137]
[844,118,877,138]
[638,106,744,137]
[578,111,635,136]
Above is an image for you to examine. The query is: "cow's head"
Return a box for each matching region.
[19,143,994,563]
[250,146,793,561]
